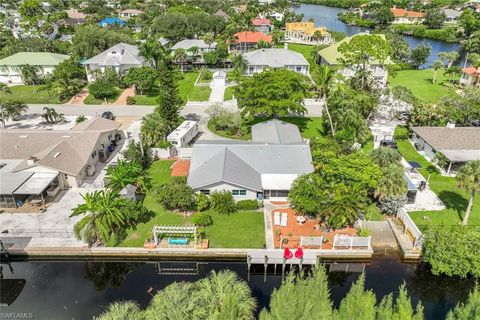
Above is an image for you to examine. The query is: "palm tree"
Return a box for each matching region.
[456,160,480,225]
[70,190,128,246]
[75,115,87,124]
[144,282,196,319]
[432,59,443,84]
[232,53,248,73]
[202,33,215,49]
[0,83,11,95]
[105,159,149,192]
[140,111,169,148]
[19,64,40,90]
[374,164,408,200]
[97,301,143,320]
[439,51,459,69]
[0,100,28,128]
[140,38,168,69]
[188,45,199,59]
[0,83,12,128]
[173,49,188,73]
[41,107,65,124]
[313,65,336,137]
[370,147,402,167]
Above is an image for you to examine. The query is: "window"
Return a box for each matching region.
[296,66,302,72]
[91,151,97,159]
[232,190,246,196]
[200,190,210,195]
[248,66,254,73]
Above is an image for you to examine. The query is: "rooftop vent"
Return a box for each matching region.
[19,135,28,138]
[54,152,61,158]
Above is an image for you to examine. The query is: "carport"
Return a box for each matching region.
[12,172,60,207]
[0,172,33,207]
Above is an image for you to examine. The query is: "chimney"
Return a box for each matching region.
[446,122,455,129]
[284,42,288,50]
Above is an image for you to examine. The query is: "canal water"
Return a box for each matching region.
[295,4,466,67]
[0,254,474,319]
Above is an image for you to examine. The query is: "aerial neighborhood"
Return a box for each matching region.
[0,0,479,318]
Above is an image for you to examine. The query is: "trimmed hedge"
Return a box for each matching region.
[236,200,259,210]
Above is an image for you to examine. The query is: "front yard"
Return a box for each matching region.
[118,160,265,248]
[388,69,458,104]
[83,87,122,105]
[395,132,480,230]
[0,85,67,104]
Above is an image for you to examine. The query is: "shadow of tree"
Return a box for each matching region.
[438,190,467,220]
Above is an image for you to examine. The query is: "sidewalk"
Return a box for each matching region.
[67,88,89,105]
[113,86,135,105]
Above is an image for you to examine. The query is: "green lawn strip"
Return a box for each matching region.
[84,87,122,105]
[361,140,374,154]
[365,203,385,221]
[224,86,235,101]
[133,88,160,105]
[208,117,325,140]
[177,72,211,102]
[0,85,65,104]
[395,138,480,228]
[388,69,457,104]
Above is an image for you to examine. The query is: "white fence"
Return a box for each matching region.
[332,235,371,250]
[300,236,323,247]
[397,208,424,248]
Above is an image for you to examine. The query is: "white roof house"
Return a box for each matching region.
[187,119,313,200]
[171,39,217,53]
[243,48,310,75]
[82,43,148,82]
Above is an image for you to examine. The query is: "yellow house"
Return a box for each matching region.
[285,22,333,45]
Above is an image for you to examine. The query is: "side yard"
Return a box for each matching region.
[285,43,318,74]
[0,85,69,104]
[388,69,458,104]
[395,130,480,230]
[119,160,265,248]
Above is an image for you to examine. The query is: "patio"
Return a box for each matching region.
[270,208,357,249]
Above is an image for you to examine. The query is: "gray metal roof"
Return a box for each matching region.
[251,119,303,144]
[443,9,461,18]
[243,48,309,67]
[0,172,33,194]
[13,172,58,195]
[171,39,217,50]
[187,140,313,190]
[83,43,145,66]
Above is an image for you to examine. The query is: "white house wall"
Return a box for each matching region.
[197,182,258,200]
[0,65,56,84]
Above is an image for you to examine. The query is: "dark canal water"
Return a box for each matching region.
[0,254,475,319]
[295,4,466,68]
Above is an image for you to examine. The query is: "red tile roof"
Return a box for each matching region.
[463,67,479,75]
[233,31,272,43]
[391,8,425,18]
[252,18,272,26]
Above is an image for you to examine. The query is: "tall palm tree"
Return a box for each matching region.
[140,111,169,148]
[439,51,459,69]
[140,38,168,70]
[70,190,128,246]
[19,64,40,89]
[144,282,196,319]
[0,100,28,128]
[313,65,336,137]
[0,83,12,129]
[202,33,215,49]
[105,159,149,192]
[173,49,188,73]
[374,164,408,200]
[232,53,248,73]
[370,147,402,167]
[97,301,143,320]
[432,59,443,84]
[456,160,480,225]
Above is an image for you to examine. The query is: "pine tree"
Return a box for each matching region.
[156,63,181,131]
[334,274,377,320]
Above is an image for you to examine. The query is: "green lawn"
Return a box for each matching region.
[388,69,458,104]
[224,86,235,101]
[0,85,65,103]
[119,160,265,248]
[209,117,325,141]
[285,43,318,74]
[133,88,159,105]
[84,87,122,105]
[177,72,211,102]
[395,134,480,230]
[365,203,385,221]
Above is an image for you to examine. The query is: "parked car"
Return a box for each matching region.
[380,140,398,149]
[101,111,115,120]
[472,120,480,127]
[397,111,410,121]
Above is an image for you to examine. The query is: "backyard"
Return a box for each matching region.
[119,160,265,248]
[388,69,458,104]
[134,71,211,105]
[0,85,67,104]
[284,43,318,74]
[395,128,480,230]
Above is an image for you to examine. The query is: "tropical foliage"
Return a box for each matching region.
[0,99,28,128]
[105,160,150,193]
[456,161,480,225]
[210,191,237,215]
[153,177,196,212]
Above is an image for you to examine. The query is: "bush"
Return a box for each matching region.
[201,69,213,80]
[154,177,196,212]
[191,213,213,227]
[378,195,407,215]
[126,96,136,105]
[357,228,371,237]
[89,80,117,99]
[210,191,237,215]
[196,193,210,211]
[236,199,258,210]
[393,125,409,141]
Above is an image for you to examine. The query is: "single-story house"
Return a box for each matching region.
[285,22,333,45]
[0,52,70,84]
[170,39,217,61]
[0,118,122,207]
[318,33,393,84]
[119,9,143,19]
[187,119,314,201]
[82,43,148,82]
[252,17,273,34]
[460,67,479,87]
[443,9,461,23]
[390,8,425,24]
[98,17,126,27]
[411,126,480,174]
[229,31,272,53]
[243,48,310,75]
[58,8,87,26]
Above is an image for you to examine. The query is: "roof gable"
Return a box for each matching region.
[243,48,309,68]
[0,52,70,66]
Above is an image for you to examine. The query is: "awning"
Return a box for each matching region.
[440,149,480,162]
[261,174,298,190]
[13,172,59,195]
[0,172,33,194]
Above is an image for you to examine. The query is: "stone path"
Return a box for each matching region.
[67,88,89,105]
[208,77,226,103]
[113,86,135,105]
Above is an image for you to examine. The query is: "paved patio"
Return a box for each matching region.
[171,159,190,177]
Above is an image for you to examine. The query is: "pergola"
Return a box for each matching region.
[152,225,197,245]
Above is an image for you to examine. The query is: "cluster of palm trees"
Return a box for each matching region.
[456,160,480,225]
[41,107,65,124]
[0,83,28,128]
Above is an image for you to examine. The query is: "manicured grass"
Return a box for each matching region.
[208,117,325,141]
[285,43,318,74]
[132,88,159,105]
[0,85,65,103]
[177,72,211,102]
[361,139,374,154]
[365,203,385,221]
[395,134,480,230]
[224,86,236,101]
[119,160,265,248]
[84,87,122,105]
[388,69,458,104]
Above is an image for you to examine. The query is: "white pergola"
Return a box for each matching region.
[152,225,197,245]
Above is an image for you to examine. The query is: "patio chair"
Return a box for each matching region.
[280,212,288,227]
[274,212,280,226]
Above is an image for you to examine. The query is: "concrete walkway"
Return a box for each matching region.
[67,88,89,105]
[263,202,290,249]
[208,80,226,103]
[364,221,398,252]
[113,86,135,105]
